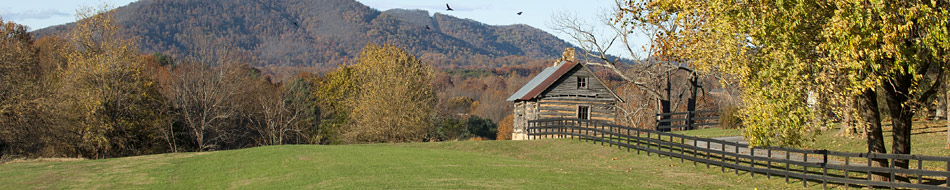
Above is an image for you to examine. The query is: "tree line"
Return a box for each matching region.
[0,9,507,160]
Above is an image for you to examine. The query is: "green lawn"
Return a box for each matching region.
[0,140,810,189]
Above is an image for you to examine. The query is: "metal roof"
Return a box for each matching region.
[506,61,578,101]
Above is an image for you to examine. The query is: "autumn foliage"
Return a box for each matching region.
[496,114,514,140]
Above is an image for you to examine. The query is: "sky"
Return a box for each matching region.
[0,0,648,58]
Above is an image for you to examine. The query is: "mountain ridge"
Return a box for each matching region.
[32,0,576,69]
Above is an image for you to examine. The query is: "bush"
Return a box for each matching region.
[467,116,497,140]
[430,117,469,141]
[719,106,743,129]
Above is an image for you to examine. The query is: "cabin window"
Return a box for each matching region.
[577,77,588,89]
[577,105,590,120]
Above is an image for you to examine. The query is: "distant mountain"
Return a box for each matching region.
[34,0,576,68]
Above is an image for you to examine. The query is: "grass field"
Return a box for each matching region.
[0,139,810,189]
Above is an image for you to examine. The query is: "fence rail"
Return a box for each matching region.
[527,118,950,189]
[656,110,719,131]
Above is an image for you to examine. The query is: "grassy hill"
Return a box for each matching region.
[0,140,805,189]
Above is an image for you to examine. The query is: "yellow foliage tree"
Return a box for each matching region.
[57,7,166,158]
[346,44,435,143]
[615,0,949,177]
[496,114,514,140]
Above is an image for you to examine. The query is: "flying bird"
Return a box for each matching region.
[517,12,523,15]
[293,21,298,27]
[446,4,453,11]
[426,25,431,30]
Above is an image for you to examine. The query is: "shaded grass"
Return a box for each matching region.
[0,140,809,189]
[805,120,950,157]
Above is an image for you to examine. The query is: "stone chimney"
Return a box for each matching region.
[552,47,575,67]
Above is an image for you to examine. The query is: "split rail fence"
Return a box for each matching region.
[656,110,719,131]
[527,118,950,189]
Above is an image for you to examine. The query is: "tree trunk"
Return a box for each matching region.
[659,99,671,131]
[837,98,859,136]
[657,72,673,131]
[883,80,914,182]
[686,76,697,130]
[859,89,889,181]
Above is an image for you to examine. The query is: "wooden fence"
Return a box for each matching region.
[656,110,719,131]
[527,118,950,189]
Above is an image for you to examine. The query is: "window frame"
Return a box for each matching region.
[577,76,588,89]
[577,105,590,120]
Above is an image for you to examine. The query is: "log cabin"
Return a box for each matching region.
[506,60,624,140]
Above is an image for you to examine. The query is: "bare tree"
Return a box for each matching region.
[550,3,707,128]
[167,61,241,151]
[242,78,313,146]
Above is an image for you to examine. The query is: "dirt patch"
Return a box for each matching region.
[2,157,86,165]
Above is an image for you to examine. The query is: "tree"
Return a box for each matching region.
[242,77,317,146]
[497,114,514,140]
[0,17,49,158]
[614,0,950,180]
[57,7,167,158]
[0,17,38,117]
[345,44,436,143]
[311,65,358,144]
[166,61,242,151]
[819,1,949,174]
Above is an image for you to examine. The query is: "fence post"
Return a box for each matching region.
[584,121,589,143]
[706,141,710,168]
[618,125,623,150]
[680,137,685,163]
[822,150,827,189]
[686,111,693,130]
[647,132,652,156]
[750,147,755,177]
[867,157,872,181]
[570,120,574,141]
[599,122,604,146]
[669,135,674,161]
[803,152,808,187]
[608,124,613,148]
[889,157,895,189]
[722,143,726,173]
[735,145,739,175]
[844,156,851,189]
[559,119,563,139]
[766,148,771,179]
[626,126,631,152]
[786,151,790,184]
[636,129,641,155]
[692,138,697,166]
[917,159,922,185]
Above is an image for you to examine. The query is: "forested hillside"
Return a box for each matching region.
[33,0,575,68]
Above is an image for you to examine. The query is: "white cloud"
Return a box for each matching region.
[1,9,71,20]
